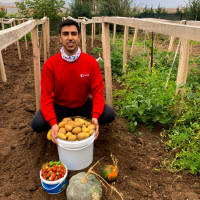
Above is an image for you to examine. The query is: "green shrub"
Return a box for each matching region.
[19,32,31,42]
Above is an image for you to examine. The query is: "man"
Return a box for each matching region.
[31,19,116,145]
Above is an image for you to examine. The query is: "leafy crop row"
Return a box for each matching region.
[95,35,200,174]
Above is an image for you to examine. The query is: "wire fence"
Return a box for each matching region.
[135,13,187,21]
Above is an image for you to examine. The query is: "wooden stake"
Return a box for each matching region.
[13,21,22,60]
[91,23,94,48]
[102,22,113,108]
[81,23,86,53]
[47,18,50,58]
[31,25,41,111]
[43,20,47,62]
[94,23,96,39]
[130,28,138,56]
[151,32,154,72]
[123,26,128,73]
[40,24,43,50]
[190,43,193,55]
[0,51,7,82]
[113,23,116,44]
[168,36,176,52]
[23,20,28,49]
[175,38,189,114]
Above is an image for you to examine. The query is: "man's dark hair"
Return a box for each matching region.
[59,19,81,35]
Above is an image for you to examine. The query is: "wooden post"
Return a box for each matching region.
[168,36,176,52]
[102,22,113,108]
[94,23,96,39]
[190,43,193,55]
[31,25,41,111]
[123,26,129,72]
[0,51,7,82]
[13,21,22,60]
[81,23,86,53]
[91,23,94,48]
[23,19,28,49]
[113,23,116,44]
[43,20,47,62]
[40,24,43,50]
[130,28,138,56]
[175,38,189,114]
[47,18,50,58]
[1,23,4,30]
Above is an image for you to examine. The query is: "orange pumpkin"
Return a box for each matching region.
[101,165,118,182]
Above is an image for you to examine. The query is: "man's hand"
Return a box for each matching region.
[92,118,99,140]
[50,124,59,145]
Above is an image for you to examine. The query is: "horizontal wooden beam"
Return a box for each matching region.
[186,21,200,26]
[102,17,200,41]
[1,18,15,24]
[0,20,37,50]
[36,17,47,25]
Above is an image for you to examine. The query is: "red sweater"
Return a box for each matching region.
[40,52,105,127]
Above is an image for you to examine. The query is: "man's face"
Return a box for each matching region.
[59,25,81,56]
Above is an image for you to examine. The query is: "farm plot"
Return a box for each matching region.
[0,37,200,200]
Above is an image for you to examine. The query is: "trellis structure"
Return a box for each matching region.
[0,17,50,111]
[62,16,200,113]
[1,16,200,114]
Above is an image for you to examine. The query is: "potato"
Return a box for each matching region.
[57,132,67,140]
[68,121,74,126]
[75,118,86,124]
[88,124,95,130]
[68,135,77,141]
[62,117,72,122]
[89,129,94,136]
[58,121,67,128]
[59,128,66,134]
[77,132,90,140]
[65,124,73,132]
[73,121,83,128]
[66,132,73,138]
[82,125,90,133]
[85,121,91,126]
[72,127,82,134]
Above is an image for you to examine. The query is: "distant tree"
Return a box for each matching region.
[96,0,140,17]
[184,0,200,20]
[69,0,93,19]
[155,4,168,14]
[155,3,162,14]
[143,4,154,14]
[15,0,65,21]
[176,5,183,14]
[143,4,149,13]
[149,6,154,14]
[162,7,168,14]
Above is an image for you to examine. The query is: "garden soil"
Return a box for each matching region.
[0,37,200,200]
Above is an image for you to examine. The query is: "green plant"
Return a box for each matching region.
[0,9,7,18]
[19,32,31,42]
[69,0,93,19]
[113,48,180,132]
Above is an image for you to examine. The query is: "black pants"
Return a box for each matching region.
[31,97,116,133]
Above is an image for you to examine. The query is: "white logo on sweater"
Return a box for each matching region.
[80,74,89,77]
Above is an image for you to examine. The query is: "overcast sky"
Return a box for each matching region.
[2,0,187,8]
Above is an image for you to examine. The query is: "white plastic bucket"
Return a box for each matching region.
[57,132,95,171]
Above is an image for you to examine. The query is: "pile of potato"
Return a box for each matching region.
[57,117,95,141]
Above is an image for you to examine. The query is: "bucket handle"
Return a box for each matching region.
[58,137,95,151]
[41,180,62,190]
